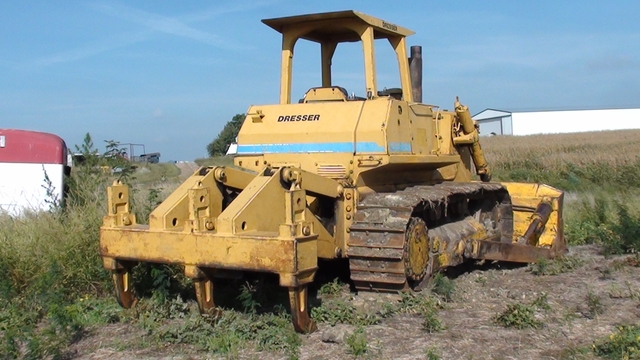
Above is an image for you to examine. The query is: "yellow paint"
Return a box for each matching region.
[100,9,565,333]
[501,182,564,248]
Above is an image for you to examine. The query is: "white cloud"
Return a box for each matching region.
[91,3,248,50]
[24,31,151,68]
[20,1,272,69]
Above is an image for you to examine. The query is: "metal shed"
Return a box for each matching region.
[473,108,640,136]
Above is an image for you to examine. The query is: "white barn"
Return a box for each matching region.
[472,108,640,136]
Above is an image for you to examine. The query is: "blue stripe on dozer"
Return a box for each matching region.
[388,141,412,153]
[236,142,393,154]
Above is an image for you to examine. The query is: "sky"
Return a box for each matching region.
[1,1,639,161]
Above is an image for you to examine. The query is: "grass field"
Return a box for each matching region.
[482,129,640,192]
[0,131,639,359]
[483,129,640,253]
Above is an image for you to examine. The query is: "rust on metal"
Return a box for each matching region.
[519,201,554,245]
[466,239,554,263]
[98,9,566,334]
[409,45,422,103]
[348,182,514,291]
[288,286,317,333]
[112,269,135,308]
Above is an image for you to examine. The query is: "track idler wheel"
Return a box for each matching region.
[112,269,135,308]
[404,217,429,283]
[288,285,317,333]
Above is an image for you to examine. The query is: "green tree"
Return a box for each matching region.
[206,113,245,156]
[74,133,100,168]
[103,139,134,182]
[66,133,103,207]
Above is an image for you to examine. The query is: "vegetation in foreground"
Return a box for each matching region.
[0,130,639,359]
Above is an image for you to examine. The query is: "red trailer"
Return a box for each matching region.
[0,129,69,215]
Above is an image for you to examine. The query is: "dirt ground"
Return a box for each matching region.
[69,245,640,360]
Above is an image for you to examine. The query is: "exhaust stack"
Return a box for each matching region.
[409,45,422,103]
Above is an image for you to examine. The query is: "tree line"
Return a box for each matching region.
[206,113,245,157]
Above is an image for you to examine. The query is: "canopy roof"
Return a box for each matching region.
[262,10,414,43]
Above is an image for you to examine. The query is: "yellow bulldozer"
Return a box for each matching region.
[99,10,564,333]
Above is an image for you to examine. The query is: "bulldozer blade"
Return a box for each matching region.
[466,238,554,263]
[500,182,565,253]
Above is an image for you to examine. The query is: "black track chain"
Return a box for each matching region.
[347,182,510,292]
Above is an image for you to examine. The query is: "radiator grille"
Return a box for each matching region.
[317,164,347,178]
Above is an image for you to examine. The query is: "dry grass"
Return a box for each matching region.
[481,130,640,249]
[482,129,640,168]
[2,130,640,358]
[66,246,640,360]
[194,156,235,167]
[482,129,640,191]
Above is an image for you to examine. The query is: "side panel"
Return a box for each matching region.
[409,104,435,155]
[0,163,65,215]
[383,100,412,154]
[236,102,365,155]
[0,129,68,215]
[477,118,503,136]
[353,98,390,154]
[0,129,67,165]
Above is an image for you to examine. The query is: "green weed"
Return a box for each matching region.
[431,273,456,302]
[378,293,444,333]
[585,292,605,319]
[318,278,345,297]
[345,326,368,357]
[378,302,396,318]
[421,310,445,333]
[565,196,640,254]
[132,297,301,358]
[592,324,640,359]
[426,346,442,360]
[529,256,584,276]
[394,292,442,315]
[237,281,261,313]
[558,345,591,360]
[531,292,552,311]
[311,300,380,326]
[0,152,114,358]
[494,292,552,329]
[494,303,543,329]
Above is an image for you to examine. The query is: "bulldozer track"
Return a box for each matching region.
[348,182,513,292]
